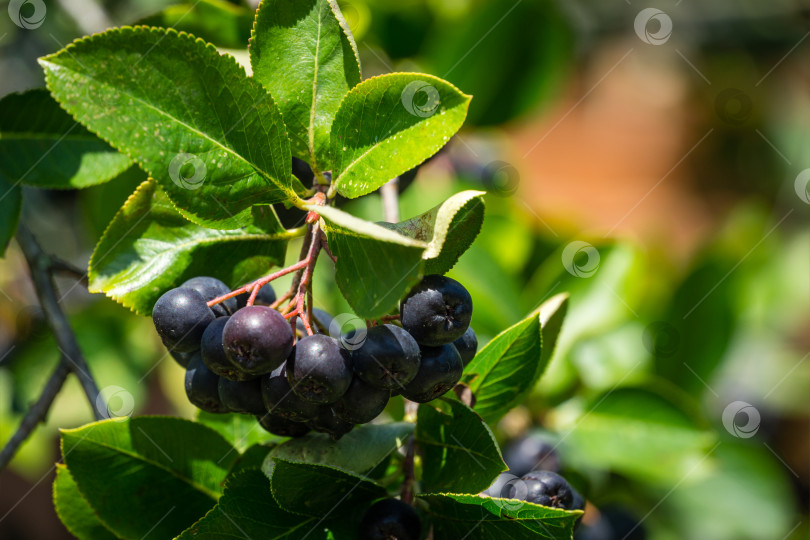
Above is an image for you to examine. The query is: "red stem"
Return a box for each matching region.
[206,259,309,308]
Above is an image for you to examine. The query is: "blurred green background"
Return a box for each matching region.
[0,0,808,538]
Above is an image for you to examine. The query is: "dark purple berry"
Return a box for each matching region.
[351,324,421,390]
[223,306,293,376]
[400,275,472,346]
[513,471,575,509]
[185,352,227,413]
[182,276,236,317]
[400,344,463,403]
[152,287,215,353]
[287,335,352,404]
[359,499,421,540]
[170,349,195,368]
[201,316,251,381]
[332,377,390,424]
[257,413,310,438]
[235,282,277,309]
[503,432,560,477]
[453,326,478,366]
[307,406,353,440]
[218,377,265,415]
[260,363,320,422]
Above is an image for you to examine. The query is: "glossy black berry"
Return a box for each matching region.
[257,413,310,438]
[307,406,353,440]
[152,287,215,353]
[235,282,277,309]
[503,432,560,477]
[185,352,227,413]
[359,499,421,540]
[182,276,236,317]
[351,324,421,390]
[400,344,463,403]
[453,326,478,366]
[400,275,473,346]
[287,335,352,404]
[513,471,574,509]
[332,377,390,424]
[260,363,320,422]
[223,306,293,376]
[201,316,251,381]
[218,377,265,415]
[170,349,195,368]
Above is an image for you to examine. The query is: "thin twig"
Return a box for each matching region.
[0,360,70,470]
[400,435,416,504]
[15,224,102,419]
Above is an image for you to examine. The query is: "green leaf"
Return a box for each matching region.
[265,422,412,476]
[0,176,21,257]
[539,293,569,366]
[0,89,132,189]
[309,204,427,318]
[137,0,254,49]
[177,469,333,540]
[269,459,386,517]
[196,411,278,453]
[416,399,505,494]
[462,298,566,422]
[53,465,119,540]
[419,493,580,540]
[380,190,485,275]
[555,387,715,485]
[250,0,361,173]
[40,27,296,228]
[61,416,240,540]
[331,73,471,198]
[89,179,290,316]
[426,0,572,126]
